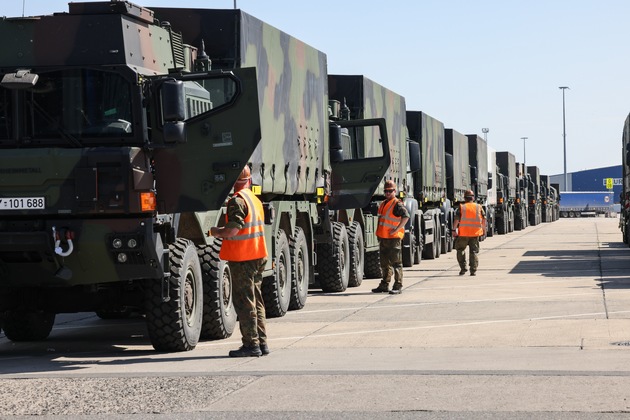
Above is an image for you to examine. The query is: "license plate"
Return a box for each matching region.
[0,197,45,210]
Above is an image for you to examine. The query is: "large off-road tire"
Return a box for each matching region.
[402,230,415,268]
[514,214,523,231]
[497,216,507,234]
[262,229,291,318]
[423,236,436,260]
[198,239,236,340]
[347,221,365,287]
[434,223,441,258]
[2,310,55,342]
[145,238,203,352]
[414,231,422,264]
[289,227,309,310]
[440,225,449,255]
[317,222,350,293]
[486,216,494,237]
[364,250,382,279]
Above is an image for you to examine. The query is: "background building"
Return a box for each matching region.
[550,165,621,204]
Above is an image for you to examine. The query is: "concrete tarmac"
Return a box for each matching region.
[2,217,630,418]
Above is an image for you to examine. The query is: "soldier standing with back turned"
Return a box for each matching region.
[371,180,409,295]
[209,166,269,357]
[452,189,486,276]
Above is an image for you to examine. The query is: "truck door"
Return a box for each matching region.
[150,67,261,213]
[329,118,390,210]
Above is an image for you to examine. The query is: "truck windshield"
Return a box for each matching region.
[0,68,133,146]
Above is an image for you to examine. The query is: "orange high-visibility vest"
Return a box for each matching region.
[376,198,405,239]
[458,202,483,237]
[220,188,268,261]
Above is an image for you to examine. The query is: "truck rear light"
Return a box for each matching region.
[140,192,156,212]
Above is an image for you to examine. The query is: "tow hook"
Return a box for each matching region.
[52,226,75,257]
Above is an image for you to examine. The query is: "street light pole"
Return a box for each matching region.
[559,86,569,190]
[521,137,528,167]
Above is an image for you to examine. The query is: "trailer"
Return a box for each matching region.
[559,191,614,218]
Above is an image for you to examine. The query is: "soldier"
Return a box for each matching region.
[209,166,269,357]
[453,189,486,276]
[372,180,410,295]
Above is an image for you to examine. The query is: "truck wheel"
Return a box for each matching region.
[440,225,449,255]
[263,229,292,318]
[423,236,436,260]
[402,230,414,268]
[198,240,236,340]
[434,222,441,258]
[145,238,203,352]
[2,310,55,341]
[414,231,423,264]
[514,215,523,231]
[347,222,365,287]
[497,217,507,234]
[364,250,382,279]
[487,216,494,237]
[317,222,350,292]
[289,227,309,310]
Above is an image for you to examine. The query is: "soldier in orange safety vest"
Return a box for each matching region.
[372,180,409,294]
[209,165,269,357]
[452,189,486,276]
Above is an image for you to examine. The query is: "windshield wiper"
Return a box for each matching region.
[28,98,83,147]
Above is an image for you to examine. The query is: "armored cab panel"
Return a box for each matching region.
[407,111,446,203]
[328,75,407,197]
[487,145,497,206]
[466,135,488,200]
[496,151,516,199]
[152,7,329,196]
[0,2,178,74]
[444,129,470,202]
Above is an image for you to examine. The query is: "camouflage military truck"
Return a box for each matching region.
[149,10,390,306]
[0,1,265,351]
[550,182,561,221]
[407,112,450,259]
[540,175,559,223]
[514,162,529,231]
[527,165,542,226]
[466,134,490,238]
[327,75,420,277]
[496,151,516,234]
[444,128,471,250]
[0,1,389,351]
[486,144,497,237]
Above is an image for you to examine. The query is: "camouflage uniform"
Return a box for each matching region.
[377,199,409,291]
[224,195,267,348]
[454,205,486,274]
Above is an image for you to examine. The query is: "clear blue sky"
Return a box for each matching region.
[5,0,629,176]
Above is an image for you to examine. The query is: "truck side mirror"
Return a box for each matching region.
[329,123,344,163]
[408,140,420,172]
[161,80,187,144]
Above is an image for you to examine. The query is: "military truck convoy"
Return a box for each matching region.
[0,1,558,352]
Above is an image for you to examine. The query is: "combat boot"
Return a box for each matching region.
[229,345,262,357]
[260,342,270,356]
[371,282,390,293]
[459,268,467,276]
[389,283,403,295]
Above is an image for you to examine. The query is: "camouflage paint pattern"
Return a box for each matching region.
[327,75,409,197]
[151,8,329,197]
[407,111,447,203]
[445,129,471,203]
[0,3,262,287]
[496,151,516,199]
[466,135,489,201]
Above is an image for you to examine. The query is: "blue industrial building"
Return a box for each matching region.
[550,165,622,204]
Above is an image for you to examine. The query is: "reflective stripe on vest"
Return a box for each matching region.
[219,188,268,261]
[376,198,404,239]
[458,202,483,237]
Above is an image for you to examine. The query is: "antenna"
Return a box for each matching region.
[22,0,26,17]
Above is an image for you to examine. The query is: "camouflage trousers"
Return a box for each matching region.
[229,258,267,347]
[454,236,480,272]
[379,238,403,288]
